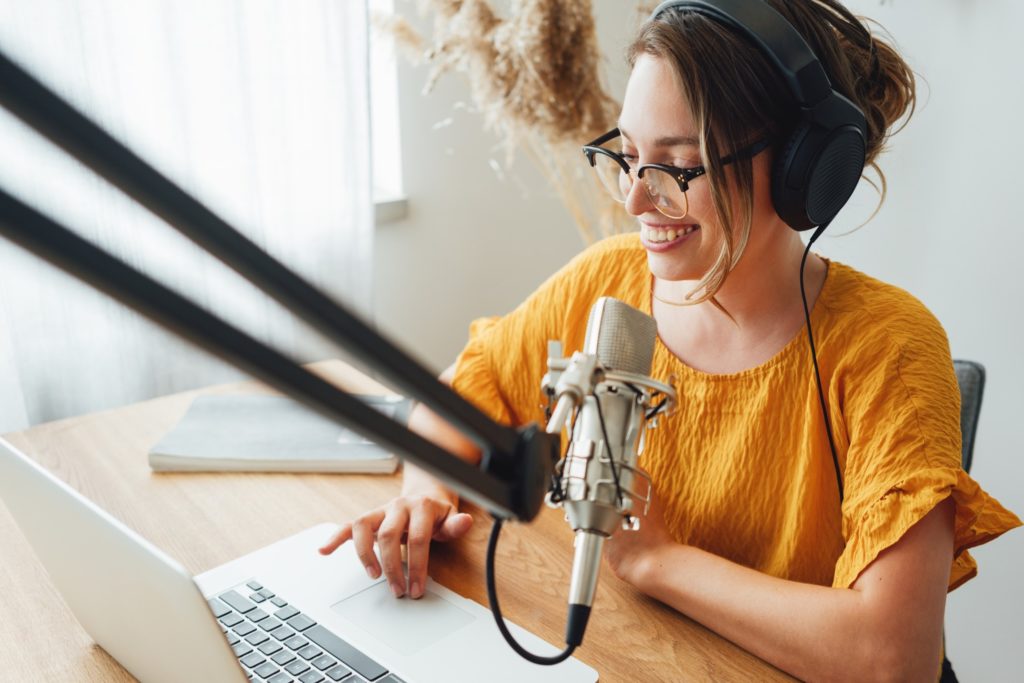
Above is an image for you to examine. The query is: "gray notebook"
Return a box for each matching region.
[148,394,410,473]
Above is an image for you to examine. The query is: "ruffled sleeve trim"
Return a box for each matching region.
[833,467,1022,590]
[451,316,514,427]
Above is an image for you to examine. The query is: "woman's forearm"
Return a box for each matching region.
[399,365,482,503]
[638,543,873,681]
[628,499,954,682]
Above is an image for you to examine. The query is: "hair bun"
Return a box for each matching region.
[771,0,916,204]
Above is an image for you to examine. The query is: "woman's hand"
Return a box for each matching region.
[319,364,481,601]
[318,490,474,600]
[604,491,677,590]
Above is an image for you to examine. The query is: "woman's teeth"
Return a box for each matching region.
[643,224,699,243]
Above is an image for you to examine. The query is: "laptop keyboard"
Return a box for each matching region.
[209,579,406,683]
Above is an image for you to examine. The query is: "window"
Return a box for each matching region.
[370,0,406,223]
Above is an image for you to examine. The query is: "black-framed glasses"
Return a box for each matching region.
[582,128,770,219]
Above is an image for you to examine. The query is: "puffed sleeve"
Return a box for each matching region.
[831,304,1021,590]
[450,315,517,426]
[450,271,571,428]
[450,234,649,431]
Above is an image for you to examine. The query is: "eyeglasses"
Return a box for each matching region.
[581,128,770,219]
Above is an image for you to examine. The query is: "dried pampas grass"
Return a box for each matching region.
[380,0,634,244]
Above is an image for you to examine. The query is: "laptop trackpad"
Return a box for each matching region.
[331,581,476,656]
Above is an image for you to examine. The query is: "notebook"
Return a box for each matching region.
[0,437,598,682]
[149,394,410,473]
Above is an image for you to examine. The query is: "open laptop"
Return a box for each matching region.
[0,438,598,683]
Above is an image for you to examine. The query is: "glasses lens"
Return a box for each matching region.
[591,152,631,203]
[642,168,688,219]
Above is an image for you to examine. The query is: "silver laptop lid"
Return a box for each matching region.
[0,438,245,683]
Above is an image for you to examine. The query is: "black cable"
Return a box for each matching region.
[493,377,652,662]
[548,406,581,506]
[485,518,577,665]
[593,392,629,517]
[624,380,668,421]
[645,397,669,421]
[624,382,645,396]
[801,224,844,503]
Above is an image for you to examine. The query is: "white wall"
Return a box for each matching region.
[372,1,1023,678]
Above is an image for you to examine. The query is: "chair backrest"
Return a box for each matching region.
[953,359,985,474]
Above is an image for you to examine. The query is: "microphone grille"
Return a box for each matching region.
[583,297,657,375]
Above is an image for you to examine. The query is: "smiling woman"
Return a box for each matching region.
[0,0,372,430]
[325,1,1020,682]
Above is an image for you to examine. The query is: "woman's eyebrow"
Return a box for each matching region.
[619,126,699,147]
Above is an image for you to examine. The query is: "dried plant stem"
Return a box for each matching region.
[382,0,630,243]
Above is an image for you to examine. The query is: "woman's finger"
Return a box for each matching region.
[350,509,387,579]
[318,523,354,555]
[405,503,442,599]
[376,503,411,597]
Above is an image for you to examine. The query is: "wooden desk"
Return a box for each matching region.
[0,361,792,682]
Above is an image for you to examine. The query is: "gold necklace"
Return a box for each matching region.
[652,284,732,321]
[652,291,693,307]
[652,280,696,307]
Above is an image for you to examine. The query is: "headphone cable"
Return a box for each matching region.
[801,223,844,503]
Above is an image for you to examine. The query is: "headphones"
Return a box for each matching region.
[649,0,868,231]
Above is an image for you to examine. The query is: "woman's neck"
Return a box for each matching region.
[652,230,829,373]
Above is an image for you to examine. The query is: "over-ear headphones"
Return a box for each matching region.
[649,0,868,231]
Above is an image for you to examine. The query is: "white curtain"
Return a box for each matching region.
[0,0,372,431]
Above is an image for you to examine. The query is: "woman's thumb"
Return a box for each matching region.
[435,511,473,541]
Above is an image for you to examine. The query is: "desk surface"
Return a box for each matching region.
[0,361,792,682]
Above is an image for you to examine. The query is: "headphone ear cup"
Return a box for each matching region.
[771,123,816,231]
[772,121,866,231]
[804,126,866,226]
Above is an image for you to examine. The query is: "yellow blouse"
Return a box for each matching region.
[452,233,1020,590]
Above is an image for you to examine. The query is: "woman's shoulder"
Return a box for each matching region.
[820,260,948,348]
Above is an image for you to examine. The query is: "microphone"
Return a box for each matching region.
[542,297,676,647]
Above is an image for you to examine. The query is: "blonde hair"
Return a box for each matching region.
[628,0,916,304]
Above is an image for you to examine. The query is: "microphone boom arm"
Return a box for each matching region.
[0,48,557,523]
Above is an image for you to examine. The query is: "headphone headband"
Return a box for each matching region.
[649,0,832,108]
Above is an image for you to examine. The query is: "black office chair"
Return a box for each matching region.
[953,360,985,474]
[941,360,986,683]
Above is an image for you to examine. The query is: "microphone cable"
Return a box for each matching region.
[485,518,577,664]
[485,391,633,665]
[800,223,844,503]
[484,402,581,664]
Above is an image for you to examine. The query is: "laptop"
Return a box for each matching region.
[0,438,598,683]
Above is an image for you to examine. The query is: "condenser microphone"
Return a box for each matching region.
[542,297,675,647]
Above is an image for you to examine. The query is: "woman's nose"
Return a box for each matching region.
[623,175,655,217]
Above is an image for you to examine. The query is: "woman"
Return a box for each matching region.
[321,1,1020,680]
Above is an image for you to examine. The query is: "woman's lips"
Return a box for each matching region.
[641,222,700,251]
